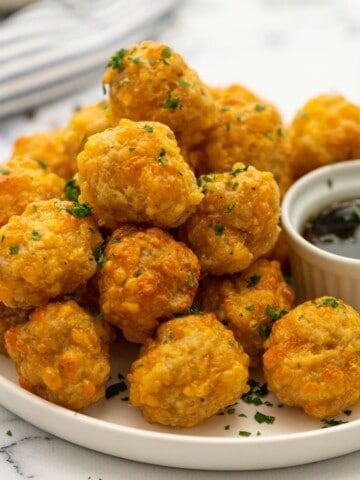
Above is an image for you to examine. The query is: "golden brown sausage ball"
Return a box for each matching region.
[5,300,114,410]
[263,296,360,418]
[99,225,200,343]
[0,199,102,308]
[0,156,66,227]
[288,94,360,180]
[199,259,294,365]
[103,40,217,149]
[0,302,30,356]
[77,119,203,230]
[62,101,113,170]
[188,84,291,196]
[179,163,281,275]
[10,129,74,178]
[127,312,249,427]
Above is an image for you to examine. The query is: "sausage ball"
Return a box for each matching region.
[288,94,360,180]
[103,40,217,149]
[0,199,102,308]
[5,300,114,410]
[127,313,249,427]
[199,259,294,365]
[99,225,200,343]
[0,156,66,227]
[77,119,203,230]
[263,296,360,418]
[62,101,113,170]
[179,163,281,275]
[0,303,30,356]
[188,84,291,196]
[10,129,74,178]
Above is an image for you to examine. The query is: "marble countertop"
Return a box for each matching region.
[1,0,360,478]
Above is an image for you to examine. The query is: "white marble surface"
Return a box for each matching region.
[1,0,360,478]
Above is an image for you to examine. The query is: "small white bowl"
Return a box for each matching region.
[281,160,360,311]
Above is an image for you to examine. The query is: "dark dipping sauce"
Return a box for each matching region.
[303,198,360,260]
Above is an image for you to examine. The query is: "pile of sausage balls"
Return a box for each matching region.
[1,40,360,427]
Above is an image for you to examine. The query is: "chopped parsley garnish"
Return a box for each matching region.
[226,202,235,212]
[9,245,19,255]
[110,236,122,244]
[254,104,266,112]
[35,159,48,169]
[266,130,273,140]
[254,411,275,424]
[327,178,333,189]
[242,379,269,406]
[229,165,249,176]
[179,79,190,87]
[94,244,109,269]
[238,430,251,437]
[161,46,172,59]
[188,306,204,315]
[0,168,10,175]
[277,127,283,136]
[266,305,288,321]
[143,124,153,133]
[246,273,261,287]
[314,297,340,308]
[6,430,12,436]
[245,304,255,311]
[129,56,142,64]
[321,418,348,428]
[214,224,224,236]
[258,306,288,340]
[31,230,41,241]
[65,202,93,217]
[221,105,231,112]
[157,148,168,165]
[187,274,194,287]
[64,178,80,202]
[224,424,230,430]
[107,48,127,70]
[164,92,180,110]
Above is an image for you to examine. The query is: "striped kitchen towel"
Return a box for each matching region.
[0,0,180,119]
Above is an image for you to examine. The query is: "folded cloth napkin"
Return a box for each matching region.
[0,0,180,119]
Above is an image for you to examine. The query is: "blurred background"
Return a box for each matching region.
[1,0,360,158]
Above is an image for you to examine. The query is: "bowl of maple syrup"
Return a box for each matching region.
[281,159,360,310]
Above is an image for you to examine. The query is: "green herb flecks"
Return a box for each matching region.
[9,245,19,255]
[157,148,168,165]
[65,202,93,218]
[164,91,181,110]
[254,104,266,112]
[143,124,153,133]
[214,224,225,236]
[31,230,41,241]
[321,418,348,428]
[254,411,275,424]
[94,244,109,269]
[64,178,80,202]
[229,165,249,176]
[246,273,261,287]
[242,379,269,406]
[107,48,127,70]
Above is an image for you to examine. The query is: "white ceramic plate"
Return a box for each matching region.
[1,338,359,471]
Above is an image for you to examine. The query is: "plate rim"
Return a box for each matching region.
[1,371,360,471]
